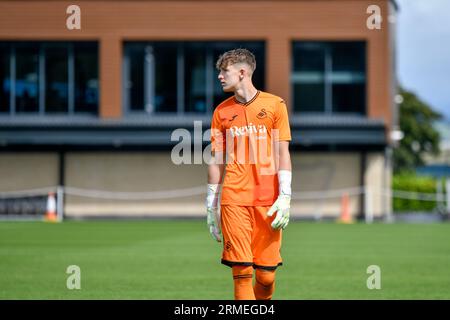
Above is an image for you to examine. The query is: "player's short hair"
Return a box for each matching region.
[216,48,256,74]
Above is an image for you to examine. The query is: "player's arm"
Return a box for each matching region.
[278,141,292,172]
[206,146,226,242]
[208,151,225,184]
[267,141,292,230]
[267,98,293,230]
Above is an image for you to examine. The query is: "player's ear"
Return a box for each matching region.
[239,68,245,80]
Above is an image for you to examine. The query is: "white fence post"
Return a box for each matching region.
[56,186,64,222]
[365,186,374,224]
[384,186,394,223]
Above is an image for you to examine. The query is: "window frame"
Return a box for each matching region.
[0,41,99,117]
[122,41,266,116]
[291,40,367,116]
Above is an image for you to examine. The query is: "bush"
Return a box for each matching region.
[392,173,444,212]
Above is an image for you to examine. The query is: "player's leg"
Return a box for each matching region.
[254,268,276,300]
[232,265,255,300]
[251,206,283,300]
[221,205,255,300]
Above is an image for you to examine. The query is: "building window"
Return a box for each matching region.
[45,43,68,113]
[0,43,11,113]
[292,41,366,115]
[123,41,265,114]
[0,41,98,116]
[15,43,39,113]
[74,42,99,113]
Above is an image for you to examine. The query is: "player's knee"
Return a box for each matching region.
[232,265,253,278]
[255,269,275,287]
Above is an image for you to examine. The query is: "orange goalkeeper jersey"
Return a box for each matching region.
[210,91,291,206]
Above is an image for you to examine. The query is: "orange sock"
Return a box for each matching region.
[254,269,275,300]
[232,266,255,300]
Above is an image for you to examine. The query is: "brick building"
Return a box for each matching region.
[0,0,399,219]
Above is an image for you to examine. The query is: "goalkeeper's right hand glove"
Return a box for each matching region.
[267,194,291,230]
[206,184,222,242]
[267,170,292,230]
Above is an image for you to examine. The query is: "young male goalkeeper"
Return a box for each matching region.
[206,48,292,300]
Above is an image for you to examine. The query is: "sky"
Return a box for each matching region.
[397,0,450,120]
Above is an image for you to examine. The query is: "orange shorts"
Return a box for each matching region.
[220,205,283,270]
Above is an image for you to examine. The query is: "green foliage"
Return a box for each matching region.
[392,173,441,212]
[393,88,442,173]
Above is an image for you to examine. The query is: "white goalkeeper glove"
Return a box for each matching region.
[206,184,222,242]
[267,170,292,230]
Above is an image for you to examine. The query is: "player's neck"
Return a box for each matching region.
[234,85,258,104]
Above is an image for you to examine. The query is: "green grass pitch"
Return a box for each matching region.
[1,220,449,299]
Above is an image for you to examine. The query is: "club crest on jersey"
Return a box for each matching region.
[256,108,267,119]
[229,114,238,122]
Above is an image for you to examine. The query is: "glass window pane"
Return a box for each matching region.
[15,43,39,113]
[124,41,265,114]
[293,83,325,112]
[126,43,144,112]
[249,43,265,94]
[74,42,98,114]
[185,43,206,113]
[332,42,365,72]
[125,42,178,113]
[45,44,68,113]
[332,83,366,114]
[331,42,366,114]
[293,42,325,72]
[292,42,326,113]
[154,43,177,113]
[292,41,366,114]
[0,43,10,113]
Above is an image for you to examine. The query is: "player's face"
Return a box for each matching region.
[218,64,241,92]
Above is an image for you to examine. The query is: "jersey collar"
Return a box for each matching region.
[234,90,260,106]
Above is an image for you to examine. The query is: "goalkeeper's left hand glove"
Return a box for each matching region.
[207,207,221,242]
[267,170,292,230]
[267,194,291,230]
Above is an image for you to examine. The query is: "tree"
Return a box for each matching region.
[393,87,442,173]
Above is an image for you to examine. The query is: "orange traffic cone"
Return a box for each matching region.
[44,192,58,222]
[337,192,353,224]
